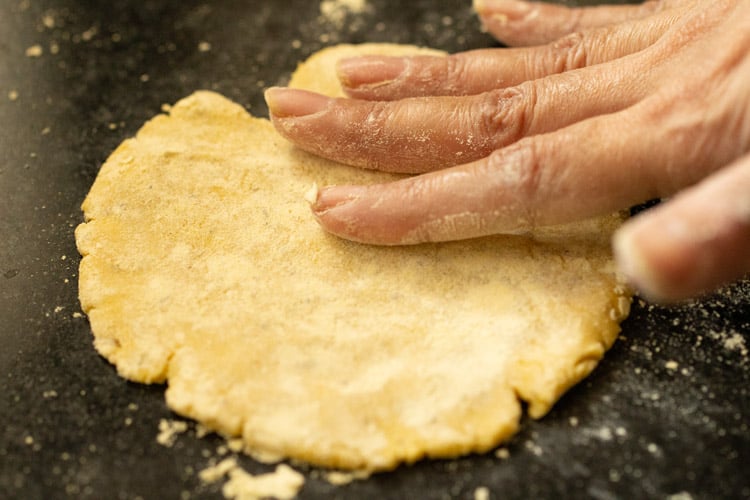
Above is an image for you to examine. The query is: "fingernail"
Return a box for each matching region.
[264,87,330,118]
[310,185,395,244]
[337,56,407,89]
[474,0,531,18]
[311,185,364,214]
[303,182,319,205]
[613,220,680,303]
[613,225,652,295]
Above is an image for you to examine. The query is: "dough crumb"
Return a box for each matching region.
[320,0,369,28]
[667,492,694,500]
[8,90,19,101]
[323,469,370,485]
[42,13,55,29]
[199,457,238,484]
[524,440,543,456]
[81,26,98,42]
[198,41,212,52]
[585,426,613,441]
[157,418,189,447]
[26,44,43,57]
[608,469,621,482]
[195,423,212,438]
[494,447,509,459]
[247,448,284,464]
[226,438,245,453]
[222,464,304,500]
[474,486,490,500]
[664,360,679,371]
[303,183,319,205]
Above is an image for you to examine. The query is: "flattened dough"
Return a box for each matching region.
[76,43,631,471]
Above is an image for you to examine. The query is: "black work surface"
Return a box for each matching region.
[1,0,749,498]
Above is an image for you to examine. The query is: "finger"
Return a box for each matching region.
[338,8,675,101]
[474,0,672,47]
[309,96,740,245]
[265,61,644,174]
[613,153,750,303]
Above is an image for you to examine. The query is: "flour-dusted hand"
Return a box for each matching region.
[265,0,750,302]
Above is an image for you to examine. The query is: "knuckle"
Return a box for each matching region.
[477,84,537,148]
[513,141,544,201]
[486,140,544,224]
[442,55,473,90]
[544,31,589,73]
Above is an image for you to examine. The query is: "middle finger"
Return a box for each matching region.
[338,6,680,101]
[266,57,647,173]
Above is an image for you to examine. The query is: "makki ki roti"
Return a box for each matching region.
[75,43,631,471]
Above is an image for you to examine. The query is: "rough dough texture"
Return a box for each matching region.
[76,43,631,471]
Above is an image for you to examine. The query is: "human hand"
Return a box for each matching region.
[264,0,750,302]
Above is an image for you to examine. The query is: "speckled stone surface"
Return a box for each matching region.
[1,1,748,499]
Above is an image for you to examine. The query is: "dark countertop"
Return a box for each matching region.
[1,1,748,499]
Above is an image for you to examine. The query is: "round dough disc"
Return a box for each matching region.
[76,43,631,471]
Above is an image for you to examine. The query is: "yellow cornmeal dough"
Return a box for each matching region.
[76,43,631,472]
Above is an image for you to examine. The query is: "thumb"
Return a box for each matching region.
[614,152,750,303]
